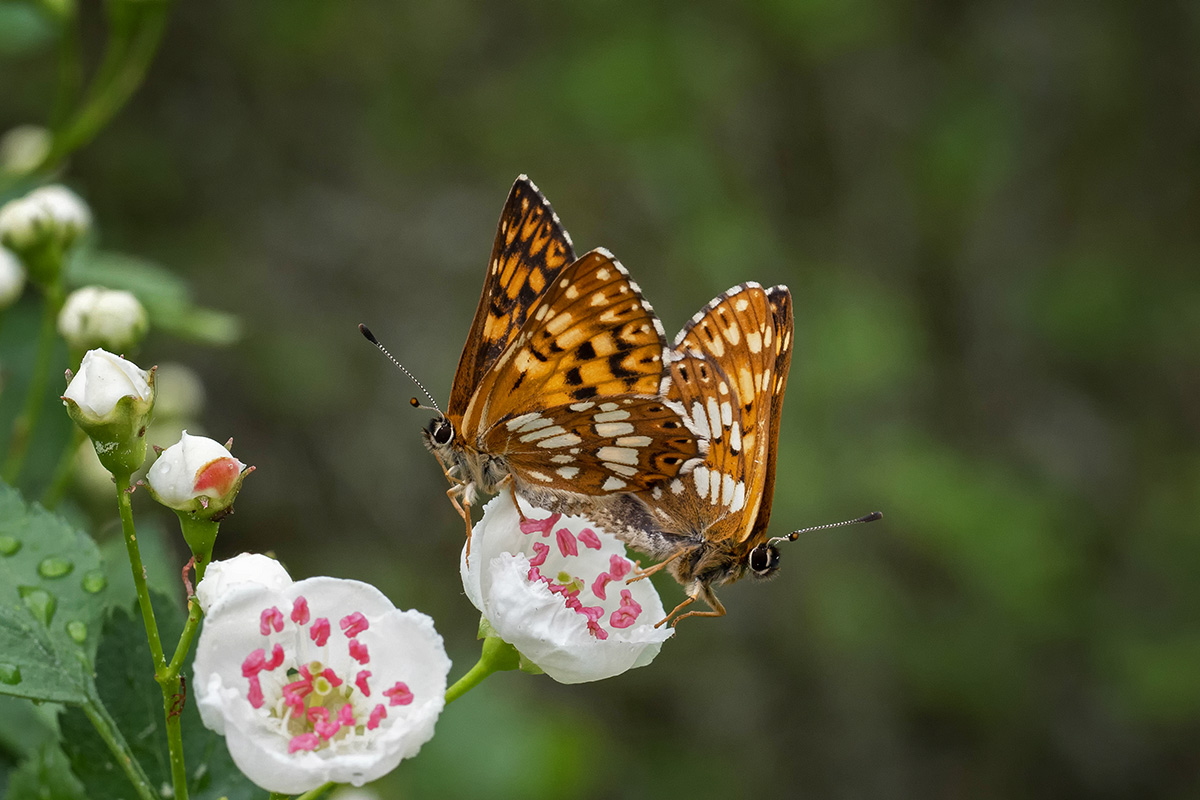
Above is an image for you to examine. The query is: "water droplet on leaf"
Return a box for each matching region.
[18,586,57,626]
[37,556,73,579]
[0,663,20,685]
[82,570,108,594]
[0,536,21,556]
[66,620,87,643]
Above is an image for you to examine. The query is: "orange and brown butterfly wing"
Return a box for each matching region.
[471,248,706,493]
[489,396,704,496]
[746,284,793,544]
[448,175,576,418]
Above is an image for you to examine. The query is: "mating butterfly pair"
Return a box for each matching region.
[364,176,878,625]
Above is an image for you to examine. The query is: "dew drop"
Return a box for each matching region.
[37,556,73,579]
[0,663,20,685]
[18,586,57,627]
[0,536,20,556]
[66,620,87,643]
[82,570,108,594]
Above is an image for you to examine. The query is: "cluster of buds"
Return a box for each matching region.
[0,184,90,285]
[58,286,149,352]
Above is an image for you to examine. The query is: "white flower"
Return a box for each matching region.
[0,125,51,176]
[461,494,673,684]
[194,555,451,794]
[58,285,149,352]
[0,247,25,308]
[0,184,91,252]
[62,348,153,420]
[146,431,249,515]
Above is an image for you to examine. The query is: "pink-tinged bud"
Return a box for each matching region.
[145,431,251,519]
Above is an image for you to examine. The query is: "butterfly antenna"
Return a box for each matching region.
[769,511,882,546]
[358,323,443,416]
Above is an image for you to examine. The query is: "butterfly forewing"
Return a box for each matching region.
[449,176,576,417]
[747,284,793,544]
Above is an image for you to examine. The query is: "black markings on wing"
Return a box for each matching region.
[448,176,576,417]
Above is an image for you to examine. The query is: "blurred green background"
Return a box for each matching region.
[3,1,1199,797]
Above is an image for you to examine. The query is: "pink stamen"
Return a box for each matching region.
[349,639,370,664]
[337,704,356,727]
[608,555,632,579]
[577,528,602,549]
[355,670,372,697]
[259,607,284,635]
[310,617,331,646]
[591,573,613,601]
[288,733,321,753]
[520,512,561,536]
[306,707,329,724]
[529,541,549,567]
[384,682,414,706]
[246,675,264,708]
[291,596,310,625]
[314,719,341,740]
[242,649,266,677]
[299,664,313,681]
[367,704,387,730]
[340,612,369,638]
[555,527,579,557]
[264,643,285,671]
[322,667,343,687]
[609,589,643,629]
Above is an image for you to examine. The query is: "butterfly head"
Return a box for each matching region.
[424,414,455,448]
[746,542,782,580]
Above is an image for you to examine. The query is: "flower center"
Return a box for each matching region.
[239,596,415,755]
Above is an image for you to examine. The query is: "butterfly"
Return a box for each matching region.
[587,282,880,625]
[374,176,707,539]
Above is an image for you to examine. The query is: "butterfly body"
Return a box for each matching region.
[425,176,707,528]
[586,282,794,623]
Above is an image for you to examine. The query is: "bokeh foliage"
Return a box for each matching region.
[2,0,1198,797]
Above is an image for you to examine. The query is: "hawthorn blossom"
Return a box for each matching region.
[194,554,451,794]
[58,285,149,351]
[461,494,673,684]
[145,431,250,516]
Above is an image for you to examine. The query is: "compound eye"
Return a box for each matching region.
[748,544,780,576]
[432,419,454,445]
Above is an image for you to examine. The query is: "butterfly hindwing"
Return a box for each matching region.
[490,396,705,495]
[449,176,576,417]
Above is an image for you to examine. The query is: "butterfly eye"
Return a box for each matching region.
[430,418,454,445]
[748,544,780,578]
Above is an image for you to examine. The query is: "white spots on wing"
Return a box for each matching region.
[569,447,581,454]
[550,454,575,464]
[720,400,733,427]
[730,481,747,513]
[764,324,773,350]
[705,397,722,439]
[565,284,580,300]
[738,366,755,406]
[595,421,635,437]
[708,469,721,505]
[735,297,750,312]
[519,425,566,443]
[721,473,736,506]
[690,401,708,435]
[651,317,665,337]
[722,322,741,345]
[596,267,611,281]
[569,401,595,411]
[670,478,685,495]
[599,402,619,412]
[536,433,584,449]
[652,485,663,500]
[615,435,652,447]
[745,330,763,354]
[704,333,725,358]
[718,380,730,396]
[602,476,627,491]
[534,303,549,321]
[693,466,710,499]
[556,327,586,351]
[596,446,639,465]
[559,277,570,288]
[729,421,742,453]
[505,412,542,431]
[545,312,574,336]
[606,463,638,477]
[590,291,608,307]
[556,466,580,480]
[594,409,631,422]
[491,259,500,275]
[527,470,554,483]
[516,415,553,433]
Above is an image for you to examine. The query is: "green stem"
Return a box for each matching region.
[81,694,157,800]
[294,782,335,800]
[1,281,64,484]
[160,681,188,800]
[115,472,165,669]
[444,636,520,705]
[49,2,84,131]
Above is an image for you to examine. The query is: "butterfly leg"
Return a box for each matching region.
[669,586,727,627]
[504,478,528,523]
[626,548,686,584]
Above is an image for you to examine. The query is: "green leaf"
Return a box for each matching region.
[0,695,58,760]
[61,599,260,800]
[5,742,87,800]
[0,483,110,704]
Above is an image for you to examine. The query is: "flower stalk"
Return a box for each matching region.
[444,635,520,705]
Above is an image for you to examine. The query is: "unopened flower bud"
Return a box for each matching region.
[0,125,51,177]
[146,431,251,519]
[58,286,149,352]
[0,247,25,309]
[62,349,156,475]
[0,184,91,284]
